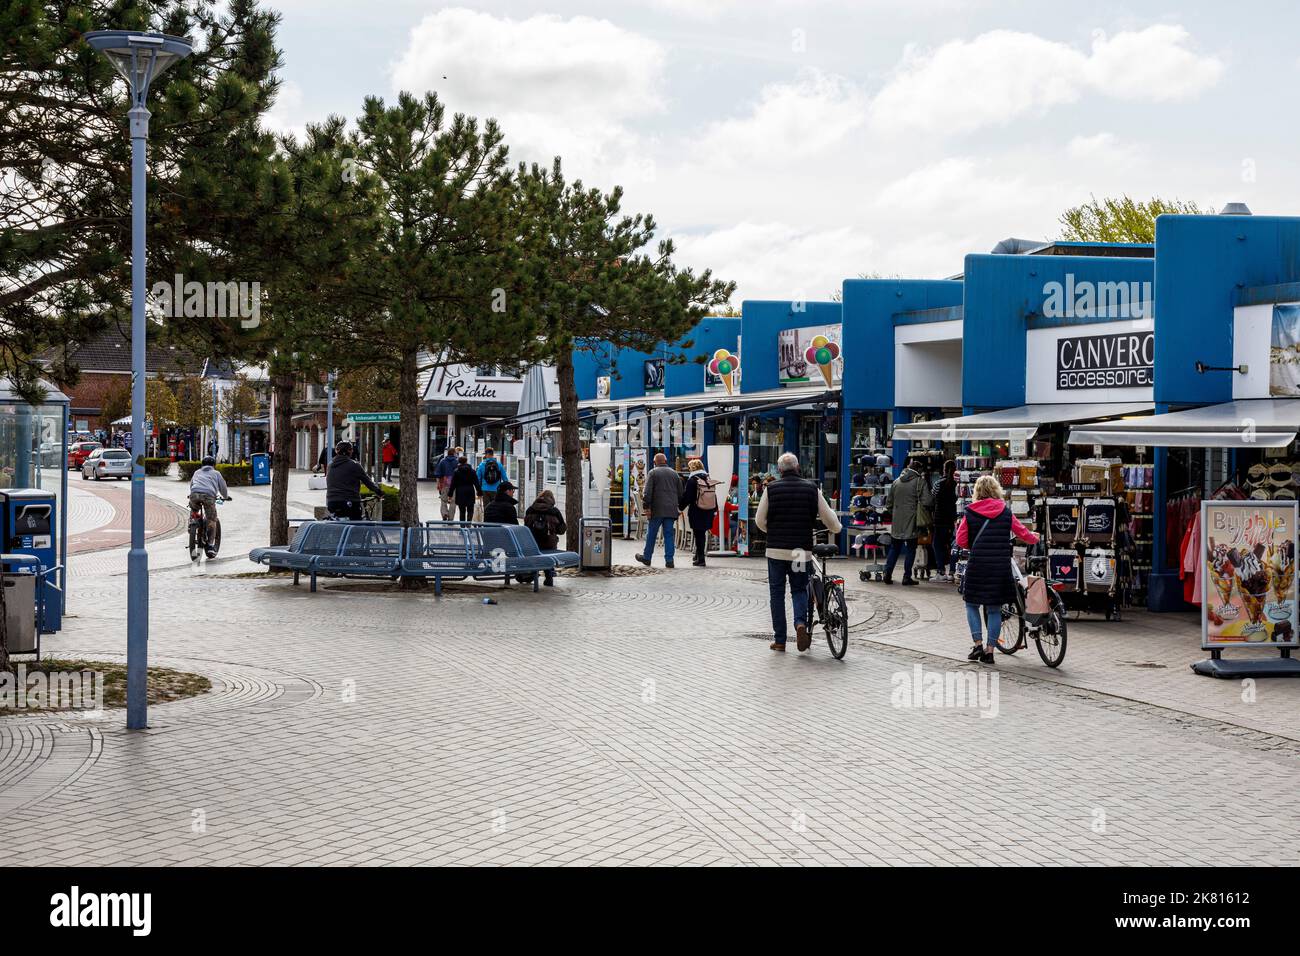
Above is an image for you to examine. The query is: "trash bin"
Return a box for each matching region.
[1,572,38,654]
[580,516,611,571]
[250,452,271,485]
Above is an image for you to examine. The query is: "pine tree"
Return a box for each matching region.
[0,0,283,400]
[515,159,734,550]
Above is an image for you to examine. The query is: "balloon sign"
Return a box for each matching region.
[708,348,742,394]
[804,335,841,387]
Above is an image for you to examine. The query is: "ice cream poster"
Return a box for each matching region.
[778,324,843,387]
[1203,500,1299,648]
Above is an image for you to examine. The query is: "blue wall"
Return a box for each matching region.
[665,316,741,396]
[962,253,1153,409]
[572,340,613,402]
[1155,214,1300,406]
[840,279,964,410]
[739,300,843,393]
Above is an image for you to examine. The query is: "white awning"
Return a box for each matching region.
[1068,399,1300,448]
[894,402,1154,442]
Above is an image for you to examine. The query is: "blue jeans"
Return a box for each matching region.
[884,537,916,580]
[966,603,1003,648]
[643,516,676,562]
[767,557,809,644]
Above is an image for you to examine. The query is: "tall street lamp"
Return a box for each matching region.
[85,30,192,729]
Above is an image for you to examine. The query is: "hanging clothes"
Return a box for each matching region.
[1179,510,1202,605]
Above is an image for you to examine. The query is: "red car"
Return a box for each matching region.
[67,441,102,469]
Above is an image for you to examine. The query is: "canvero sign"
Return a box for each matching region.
[1056,330,1154,390]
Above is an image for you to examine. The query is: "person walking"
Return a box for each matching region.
[477,447,504,505]
[957,474,1040,664]
[679,458,719,567]
[312,444,329,475]
[883,456,933,586]
[434,446,459,520]
[449,456,480,521]
[483,480,520,524]
[754,452,843,652]
[634,453,684,568]
[931,459,959,582]
[381,438,397,482]
[524,488,567,587]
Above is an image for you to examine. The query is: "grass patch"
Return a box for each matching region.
[0,658,211,713]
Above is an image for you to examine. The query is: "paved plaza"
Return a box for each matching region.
[3,472,1300,866]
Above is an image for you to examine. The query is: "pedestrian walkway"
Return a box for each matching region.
[5,486,1300,866]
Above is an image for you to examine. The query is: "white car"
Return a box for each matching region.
[82,447,132,480]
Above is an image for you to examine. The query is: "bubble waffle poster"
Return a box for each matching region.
[1203,500,1299,648]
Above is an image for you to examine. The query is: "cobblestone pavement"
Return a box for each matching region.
[3,471,1300,866]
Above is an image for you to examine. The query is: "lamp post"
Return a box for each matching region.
[85,30,193,730]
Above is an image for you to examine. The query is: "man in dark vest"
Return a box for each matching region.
[754,452,843,652]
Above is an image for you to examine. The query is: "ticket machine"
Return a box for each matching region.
[0,489,61,632]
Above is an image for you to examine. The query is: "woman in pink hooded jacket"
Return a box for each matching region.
[956,475,1039,663]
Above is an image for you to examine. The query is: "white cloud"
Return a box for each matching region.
[695,70,868,164]
[673,222,880,300]
[390,8,666,173]
[871,25,1224,135]
[263,81,307,141]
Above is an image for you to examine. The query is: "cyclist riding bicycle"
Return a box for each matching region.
[325,440,382,520]
[188,455,230,557]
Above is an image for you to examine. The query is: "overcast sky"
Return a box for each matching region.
[262,0,1300,303]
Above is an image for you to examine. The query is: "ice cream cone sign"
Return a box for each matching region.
[709,348,741,394]
[805,335,841,387]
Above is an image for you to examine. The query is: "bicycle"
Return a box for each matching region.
[326,494,382,522]
[806,543,850,659]
[188,495,228,561]
[995,555,1068,667]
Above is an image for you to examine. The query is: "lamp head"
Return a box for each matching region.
[84,30,192,102]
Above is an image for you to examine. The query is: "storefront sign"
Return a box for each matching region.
[779,324,843,387]
[596,375,611,401]
[1203,500,1299,648]
[1055,331,1154,390]
[643,358,665,394]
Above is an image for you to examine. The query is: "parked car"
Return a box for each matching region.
[67,441,102,469]
[82,447,131,480]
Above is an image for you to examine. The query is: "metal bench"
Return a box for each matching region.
[249,521,578,594]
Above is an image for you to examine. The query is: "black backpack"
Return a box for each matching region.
[482,459,502,485]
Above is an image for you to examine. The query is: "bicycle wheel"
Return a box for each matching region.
[995,603,1023,654]
[209,520,222,557]
[1034,591,1068,667]
[188,523,200,561]
[824,583,849,659]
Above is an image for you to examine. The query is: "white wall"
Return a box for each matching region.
[1025,317,1153,404]
[1234,303,1276,399]
[895,320,963,408]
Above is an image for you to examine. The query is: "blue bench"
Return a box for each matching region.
[249,521,579,594]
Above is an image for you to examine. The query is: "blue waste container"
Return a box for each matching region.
[251,453,270,485]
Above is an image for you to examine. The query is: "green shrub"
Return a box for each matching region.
[142,457,172,477]
[176,460,201,481]
[217,463,251,487]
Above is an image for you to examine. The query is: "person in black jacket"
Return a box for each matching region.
[524,489,567,586]
[931,460,959,582]
[449,457,480,521]
[679,459,719,567]
[483,480,520,524]
[956,474,1039,663]
[325,441,382,519]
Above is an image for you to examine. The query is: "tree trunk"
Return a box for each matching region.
[398,349,420,526]
[557,348,583,554]
[269,372,294,547]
